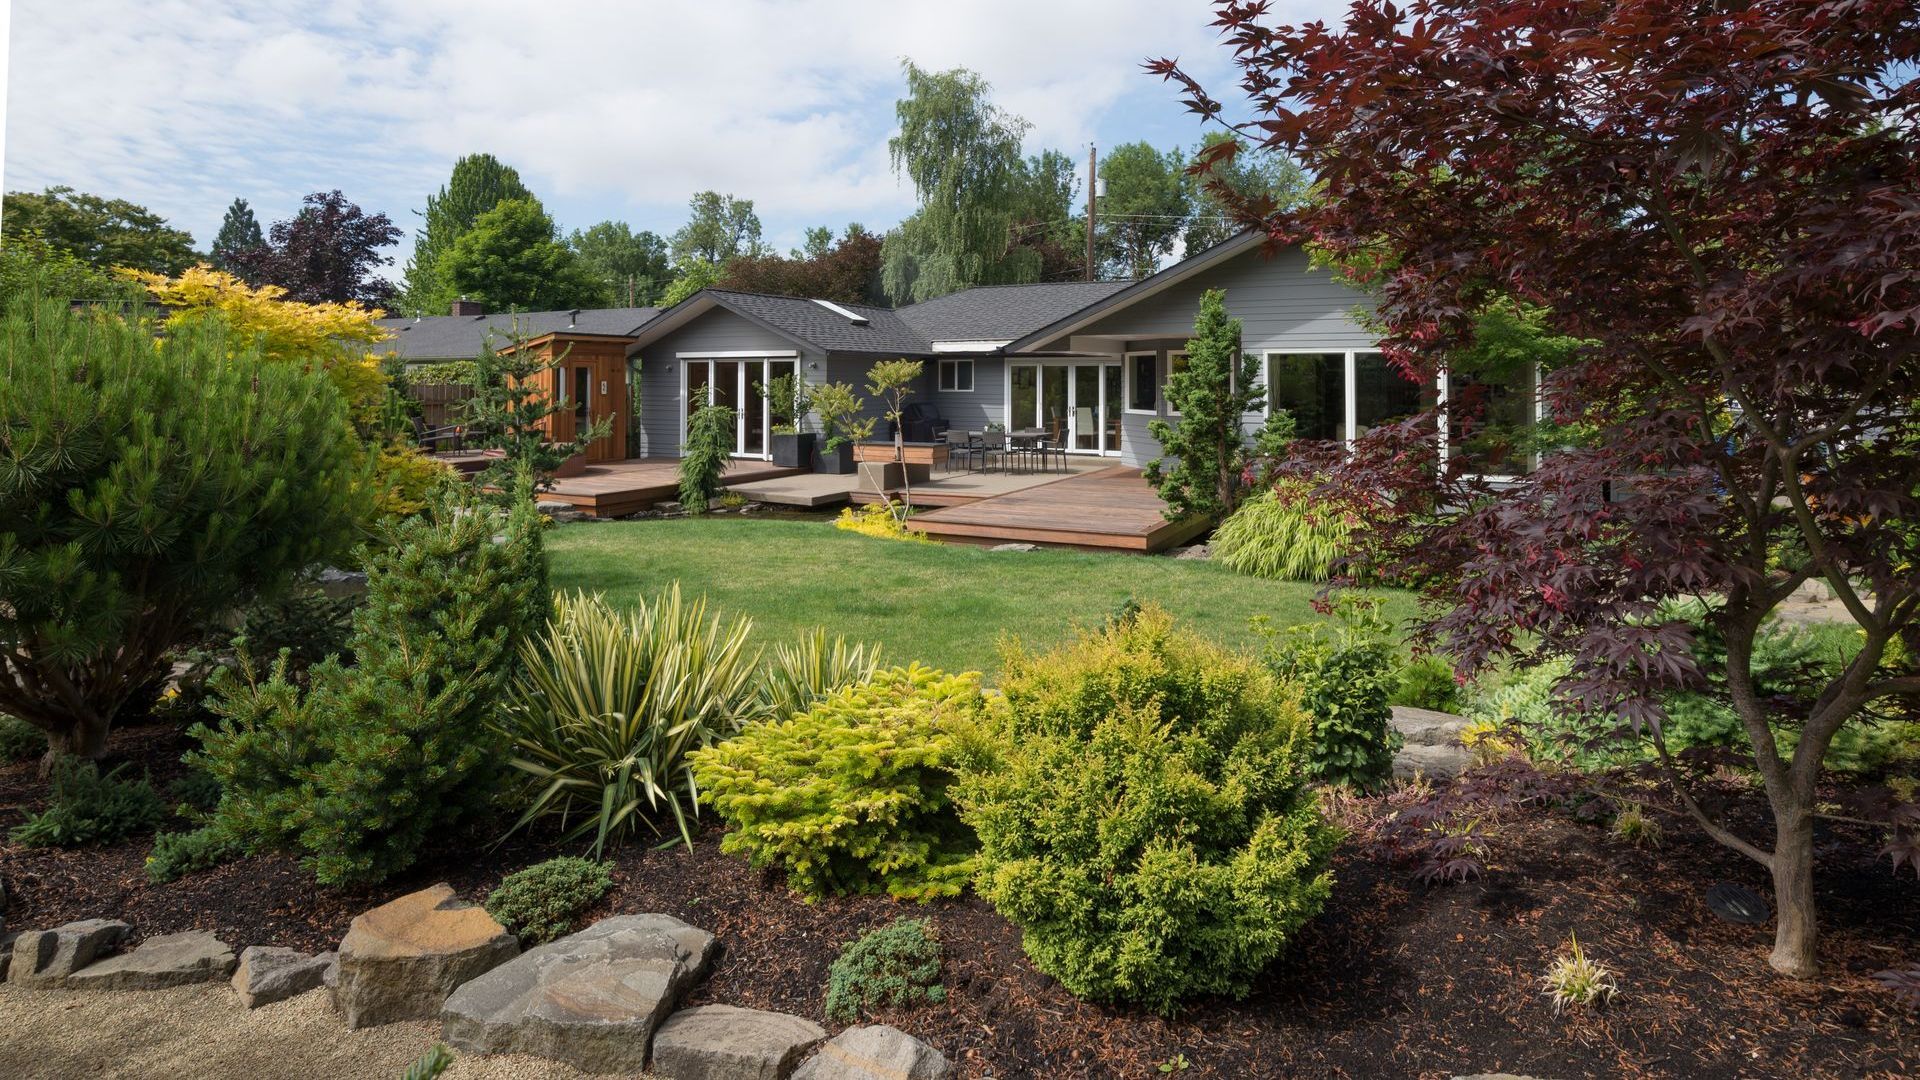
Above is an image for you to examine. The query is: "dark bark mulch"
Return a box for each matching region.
[1,723,1914,1079]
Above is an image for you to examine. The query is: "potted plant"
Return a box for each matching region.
[810,381,870,474]
[758,373,816,469]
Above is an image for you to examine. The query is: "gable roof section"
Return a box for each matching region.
[706,290,929,355]
[894,280,1134,345]
[375,306,658,361]
[1004,230,1270,353]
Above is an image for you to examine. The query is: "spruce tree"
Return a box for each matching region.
[462,328,609,494]
[399,153,533,315]
[210,198,264,278]
[1145,289,1264,520]
[0,295,367,766]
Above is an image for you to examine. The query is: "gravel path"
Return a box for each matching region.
[0,982,630,1079]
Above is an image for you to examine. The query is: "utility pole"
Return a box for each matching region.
[626,274,635,307]
[1085,143,1097,282]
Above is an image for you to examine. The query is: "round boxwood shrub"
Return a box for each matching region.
[955,606,1337,1014]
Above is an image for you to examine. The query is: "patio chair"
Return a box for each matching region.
[981,430,1011,472]
[943,428,981,473]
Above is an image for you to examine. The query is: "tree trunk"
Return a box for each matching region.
[40,715,110,776]
[1769,798,1819,977]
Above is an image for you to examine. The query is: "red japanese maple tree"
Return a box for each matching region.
[1154,1,1919,976]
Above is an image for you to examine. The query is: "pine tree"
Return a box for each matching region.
[1145,289,1264,520]
[399,153,533,315]
[462,327,609,493]
[210,198,265,278]
[0,295,367,766]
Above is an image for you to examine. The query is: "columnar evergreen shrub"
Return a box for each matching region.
[955,607,1337,1013]
[497,587,762,854]
[484,856,615,945]
[10,759,166,848]
[1259,594,1404,790]
[688,665,986,901]
[1144,289,1265,520]
[824,918,947,1024]
[680,388,734,513]
[193,488,548,885]
[0,297,365,762]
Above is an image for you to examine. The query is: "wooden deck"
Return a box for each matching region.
[538,458,802,517]
[905,466,1210,553]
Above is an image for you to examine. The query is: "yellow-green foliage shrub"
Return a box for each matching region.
[834,501,933,543]
[688,665,985,900]
[955,607,1338,1014]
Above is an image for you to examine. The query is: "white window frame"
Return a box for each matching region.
[1123,351,1158,415]
[677,352,798,461]
[937,358,975,393]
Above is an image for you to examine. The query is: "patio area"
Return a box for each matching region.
[534,459,803,518]
[906,465,1208,553]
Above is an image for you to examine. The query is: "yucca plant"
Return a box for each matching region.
[495,587,761,855]
[1541,933,1619,1013]
[761,628,882,721]
[1210,479,1358,582]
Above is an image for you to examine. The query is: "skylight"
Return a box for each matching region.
[810,298,869,326]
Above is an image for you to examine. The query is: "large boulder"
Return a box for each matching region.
[1391,705,1475,779]
[793,1025,950,1080]
[441,914,715,1073]
[65,930,236,990]
[6,919,131,987]
[231,945,336,1008]
[651,1004,826,1080]
[334,883,518,1029]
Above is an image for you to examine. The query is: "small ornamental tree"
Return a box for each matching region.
[0,297,366,765]
[679,387,735,513]
[1154,0,1920,976]
[866,359,925,520]
[1145,288,1264,520]
[463,328,610,494]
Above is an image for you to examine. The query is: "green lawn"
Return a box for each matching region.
[547,516,1415,677]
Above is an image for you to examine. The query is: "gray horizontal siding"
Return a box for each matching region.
[925,355,1003,431]
[631,308,817,457]
[1067,245,1376,351]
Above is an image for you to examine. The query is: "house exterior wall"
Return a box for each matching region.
[925,354,1004,431]
[630,308,819,456]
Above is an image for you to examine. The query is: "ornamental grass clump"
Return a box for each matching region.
[955,606,1338,1014]
[1541,933,1619,1013]
[688,665,987,901]
[761,628,881,722]
[10,759,165,848]
[1210,479,1359,582]
[496,587,762,855]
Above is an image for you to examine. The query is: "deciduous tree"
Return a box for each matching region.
[569,221,670,306]
[401,153,534,315]
[440,198,609,311]
[1,186,196,274]
[1097,141,1190,279]
[1182,132,1310,254]
[232,190,400,308]
[716,227,884,304]
[1154,0,1920,976]
[670,191,766,269]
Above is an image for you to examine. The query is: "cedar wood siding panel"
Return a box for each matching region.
[631,308,820,456]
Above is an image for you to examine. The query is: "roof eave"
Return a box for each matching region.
[1003,229,1271,353]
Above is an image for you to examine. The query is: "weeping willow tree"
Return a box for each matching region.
[881,62,1044,303]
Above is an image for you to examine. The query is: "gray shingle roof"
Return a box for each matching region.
[374,307,659,361]
[895,281,1135,343]
[700,291,929,356]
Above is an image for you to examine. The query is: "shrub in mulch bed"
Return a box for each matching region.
[2,724,1916,1079]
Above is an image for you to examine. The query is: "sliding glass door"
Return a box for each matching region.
[683,357,795,458]
[1008,361,1123,456]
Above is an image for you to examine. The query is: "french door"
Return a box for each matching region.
[683,357,796,458]
[1008,361,1122,455]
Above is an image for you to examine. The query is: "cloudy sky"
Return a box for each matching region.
[2,1,1342,282]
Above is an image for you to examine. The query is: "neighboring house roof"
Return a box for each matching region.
[1004,229,1270,353]
[374,307,659,361]
[894,280,1134,345]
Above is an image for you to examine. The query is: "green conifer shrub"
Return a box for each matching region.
[955,606,1337,1014]
[146,824,245,883]
[0,296,365,762]
[0,715,47,761]
[10,759,166,848]
[484,856,615,945]
[192,488,548,885]
[688,665,987,901]
[680,388,735,513]
[1144,289,1265,520]
[824,918,947,1024]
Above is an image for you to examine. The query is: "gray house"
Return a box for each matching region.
[624,230,1419,469]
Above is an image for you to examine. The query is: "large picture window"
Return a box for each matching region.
[937,358,974,392]
[1126,352,1157,412]
[1265,352,1345,440]
[1447,361,1538,475]
[1354,351,1426,435]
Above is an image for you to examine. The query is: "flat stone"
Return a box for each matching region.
[651,1004,826,1080]
[989,543,1039,552]
[6,918,131,987]
[441,914,715,1073]
[334,883,518,1029]
[1170,543,1212,560]
[66,930,235,990]
[793,1025,950,1080]
[1390,706,1475,778]
[231,945,335,1008]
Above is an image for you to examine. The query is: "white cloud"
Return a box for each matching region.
[5,1,1316,268]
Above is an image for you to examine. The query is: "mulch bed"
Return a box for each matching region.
[2,723,1915,1079]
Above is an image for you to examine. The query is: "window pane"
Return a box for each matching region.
[1129,354,1155,410]
[1354,352,1425,434]
[1265,353,1343,440]
[1011,365,1037,429]
[1449,362,1537,474]
[957,361,972,391]
[1041,366,1069,439]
